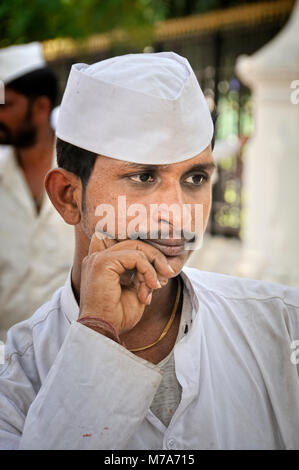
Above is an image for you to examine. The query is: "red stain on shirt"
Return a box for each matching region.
[82,433,92,437]
[104,427,109,430]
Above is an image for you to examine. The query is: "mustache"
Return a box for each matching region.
[131,230,196,243]
[96,228,197,243]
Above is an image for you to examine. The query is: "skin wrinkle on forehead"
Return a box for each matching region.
[123,162,170,170]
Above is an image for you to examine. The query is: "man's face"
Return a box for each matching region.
[80,144,215,273]
[0,88,37,147]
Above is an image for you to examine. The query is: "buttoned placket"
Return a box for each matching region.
[144,281,201,450]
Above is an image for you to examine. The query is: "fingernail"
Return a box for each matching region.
[167,264,175,274]
[156,280,162,288]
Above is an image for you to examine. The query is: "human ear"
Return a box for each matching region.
[31,96,52,124]
[45,168,82,225]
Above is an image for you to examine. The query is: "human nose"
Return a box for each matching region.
[149,179,187,236]
[156,177,185,206]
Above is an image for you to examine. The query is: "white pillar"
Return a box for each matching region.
[235,1,299,287]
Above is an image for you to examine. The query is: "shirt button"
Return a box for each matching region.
[168,439,177,449]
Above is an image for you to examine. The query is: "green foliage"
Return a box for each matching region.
[0,0,270,47]
[0,0,167,47]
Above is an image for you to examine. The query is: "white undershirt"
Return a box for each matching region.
[150,283,193,427]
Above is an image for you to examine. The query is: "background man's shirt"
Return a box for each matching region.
[0,145,74,341]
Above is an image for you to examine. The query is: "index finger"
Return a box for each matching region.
[107,239,175,279]
[88,234,137,286]
[88,233,118,256]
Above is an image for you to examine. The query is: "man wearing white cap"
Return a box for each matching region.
[0,52,298,450]
[0,42,74,340]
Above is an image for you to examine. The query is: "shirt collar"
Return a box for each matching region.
[60,269,80,323]
[181,267,200,319]
[60,265,200,325]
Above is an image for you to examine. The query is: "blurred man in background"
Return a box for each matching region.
[0,42,74,341]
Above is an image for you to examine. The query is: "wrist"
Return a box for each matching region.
[77,315,122,345]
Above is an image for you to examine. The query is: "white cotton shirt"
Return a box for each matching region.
[0,267,299,450]
[0,145,74,341]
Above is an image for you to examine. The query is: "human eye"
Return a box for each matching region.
[128,172,156,184]
[184,173,208,186]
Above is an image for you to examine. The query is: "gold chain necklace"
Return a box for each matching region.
[128,276,182,352]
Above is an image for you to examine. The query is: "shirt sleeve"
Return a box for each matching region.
[0,321,162,450]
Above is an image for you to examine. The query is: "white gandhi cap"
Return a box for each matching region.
[0,42,45,84]
[56,52,213,165]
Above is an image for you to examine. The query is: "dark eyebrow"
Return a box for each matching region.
[183,162,217,173]
[122,161,216,172]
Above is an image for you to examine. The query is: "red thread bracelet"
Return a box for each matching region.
[77,315,122,345]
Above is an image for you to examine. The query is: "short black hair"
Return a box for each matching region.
[56,137,98,193]
[7,67,58,109]
[211,108,217,151]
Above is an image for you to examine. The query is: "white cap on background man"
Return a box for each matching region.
[0,42,45,84]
